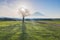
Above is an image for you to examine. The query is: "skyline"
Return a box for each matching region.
[0,0,60,18]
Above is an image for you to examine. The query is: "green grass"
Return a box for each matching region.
[0,21,60,40]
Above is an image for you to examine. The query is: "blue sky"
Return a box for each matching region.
[0,0,60,18]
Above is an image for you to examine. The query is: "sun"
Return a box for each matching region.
[19,7,30,17]
[20,7,26,13]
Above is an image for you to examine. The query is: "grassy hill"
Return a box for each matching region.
[0,20,60,40]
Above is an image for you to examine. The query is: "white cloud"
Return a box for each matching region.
[0,0,34,18]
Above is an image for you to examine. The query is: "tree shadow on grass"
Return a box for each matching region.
[19,23,28,40]
[18,22,38,40]
[18,21,34,40]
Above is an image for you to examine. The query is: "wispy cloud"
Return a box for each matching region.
[0,0,20,18]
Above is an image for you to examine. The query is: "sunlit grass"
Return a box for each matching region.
[0,21,60,40]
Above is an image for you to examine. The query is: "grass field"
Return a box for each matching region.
[0,20,60,40]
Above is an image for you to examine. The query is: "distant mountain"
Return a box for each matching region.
[32,12,45,16]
